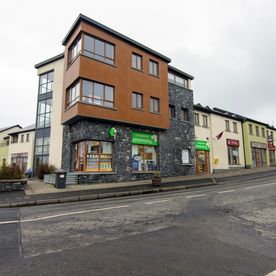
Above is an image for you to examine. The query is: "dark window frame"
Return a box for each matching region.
[225,120,230,131]
[132,92,143,109]
[181,108,189,122]
[150,97,160,113]
[202,115,208,127]
[132,53,143,70]
[169,105,176,119]
[149,60,159,77]
[37,99,52,129]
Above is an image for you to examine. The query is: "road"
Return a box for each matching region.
[0,175,276,275]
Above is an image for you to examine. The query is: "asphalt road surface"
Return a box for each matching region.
[0,174,276,276]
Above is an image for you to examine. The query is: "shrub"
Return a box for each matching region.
[36,164,57,180]
[0,164,23,180]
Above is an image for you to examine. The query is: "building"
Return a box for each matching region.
[267,126,276,166]
[0,125,21,167]
[8,125,35,172]
[194,104,245,174]
[213,107,274,168]
[34,54,64,172]
[34,14,195,182]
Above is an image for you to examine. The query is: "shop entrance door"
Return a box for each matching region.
[196,150,209,174]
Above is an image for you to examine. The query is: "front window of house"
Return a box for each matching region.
[149,60,159,76]
[74,141,113,172]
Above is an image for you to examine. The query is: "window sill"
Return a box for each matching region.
[80,101,117,111]
[150,111,162,115]
[81,53,117,68]
[225,130,231,132]
[181,163,194,166]
[131,107,145,112]
[131,67,144,73]
[132,171,159,174]
[149,73,160,79]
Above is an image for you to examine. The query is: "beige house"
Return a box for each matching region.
[194,104,245,174]
[0,125,22,167]
[34,54,64,170]
[8,125,35,172]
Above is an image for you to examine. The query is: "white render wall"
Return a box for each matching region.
[37,58,64,169]
[210,113,245,171]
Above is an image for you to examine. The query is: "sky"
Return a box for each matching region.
[0,0,276,128]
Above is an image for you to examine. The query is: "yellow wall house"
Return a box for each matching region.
[194,104,245,174]
[8,125,35,172]
[0,125,22,167]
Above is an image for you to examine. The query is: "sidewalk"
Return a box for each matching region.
[0,167,276,208]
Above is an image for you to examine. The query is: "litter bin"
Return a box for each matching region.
[55,170,67,189]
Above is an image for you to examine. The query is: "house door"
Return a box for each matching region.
[196,150,209,174]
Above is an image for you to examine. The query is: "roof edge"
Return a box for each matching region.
[35,53,64,69]
[168,65,194,80]
[0,125,22,133]
[62,14,171,63]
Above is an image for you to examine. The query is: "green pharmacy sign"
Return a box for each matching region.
[131,132,158,146]
[195,140,210,151]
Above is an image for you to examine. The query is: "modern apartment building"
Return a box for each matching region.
[194,104,245,174]
[8,125,35,172]
[34,54,64,171]
[0,125,21,167]
[34,14,195,182]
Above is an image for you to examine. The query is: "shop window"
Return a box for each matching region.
[131,145,157,171]
[74,141,113,172]
[227,146,239,165]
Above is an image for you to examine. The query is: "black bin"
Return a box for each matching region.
[55,170,67,189]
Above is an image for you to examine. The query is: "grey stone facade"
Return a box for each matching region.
[62,83,195,183]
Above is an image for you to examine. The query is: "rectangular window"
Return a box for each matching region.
[150,97,160,113]
[149,60,159,76]
[182,149,191,164]
[131,144,157,171]
[37,99,52,128]
[168,72,188,88]
[261,127,265,138]
[66,81,80,108]
[74,141,113,172]
[194,113,200,126]
[169,105,176,119]
[81,79,114,108]
[249,124,253,135]
[225,120,230,131]
[83,34,115,65]
[132,53,142,70]
[132,92,143,109]
[69,35,82,64]
[21,134,24,143]
[26,134,30,142]
[35,137,50,156]
[12,135,18,144]
[202,115,208,127]
[255,126,260,136]
[181,108,189,121]
[39,71,54,95]
[228,146,240,165]
[233,122,238,133]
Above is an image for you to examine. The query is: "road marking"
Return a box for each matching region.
[265,270,276,276]
[186,194,206,199]
[0,205,129,225]
[217,189,235,194]
[145,199,170,205]
[244,182,276,190]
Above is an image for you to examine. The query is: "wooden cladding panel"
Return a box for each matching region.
[62,21,169,129]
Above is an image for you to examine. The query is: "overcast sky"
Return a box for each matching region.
[1,0,276,128]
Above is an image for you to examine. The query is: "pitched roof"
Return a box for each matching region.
[9,124,35,135]
[0,125,21,133]
[62,14,171,63]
